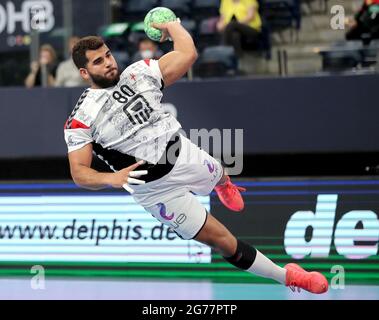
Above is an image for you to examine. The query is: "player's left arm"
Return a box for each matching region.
[153,21,198,87]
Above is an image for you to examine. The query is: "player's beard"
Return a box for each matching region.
[89,69,120,88]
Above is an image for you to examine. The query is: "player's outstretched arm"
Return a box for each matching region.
[68,144,147,191]
[153,21,198,87]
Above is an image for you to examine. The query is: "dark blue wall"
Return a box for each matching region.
[0,74,378,159]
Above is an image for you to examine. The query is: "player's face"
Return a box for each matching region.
[81,45,120,88]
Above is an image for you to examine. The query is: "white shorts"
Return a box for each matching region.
[132,134,224,240]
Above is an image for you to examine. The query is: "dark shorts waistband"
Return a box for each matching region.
[138,132,181,183]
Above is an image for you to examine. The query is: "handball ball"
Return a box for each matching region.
[144,7,177,42]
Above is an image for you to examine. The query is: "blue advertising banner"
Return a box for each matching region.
[0,177,378,285]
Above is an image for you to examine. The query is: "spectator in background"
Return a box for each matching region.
[131,37,164,63]
[216,0,262,57]
[346,0,379,41]
[25,44,57,88]
[55,36,87,87]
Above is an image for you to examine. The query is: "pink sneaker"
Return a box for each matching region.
[214,176,246,212]
[285,263,329,294]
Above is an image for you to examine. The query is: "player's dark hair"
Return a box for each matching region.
[72,36,105,69]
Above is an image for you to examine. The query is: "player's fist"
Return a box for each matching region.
[151,19,181,42]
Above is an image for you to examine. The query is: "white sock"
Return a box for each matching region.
[247,250,287,284]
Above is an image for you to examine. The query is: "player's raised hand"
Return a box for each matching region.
[109,160,148,194]
[151,22,171,43]
[151,19,181,42]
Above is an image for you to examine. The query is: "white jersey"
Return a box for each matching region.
[64,59,182,170]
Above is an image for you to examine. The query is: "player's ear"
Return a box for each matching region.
[79,68,90,81]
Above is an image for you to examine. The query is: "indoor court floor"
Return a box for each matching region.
[0,278,378,300]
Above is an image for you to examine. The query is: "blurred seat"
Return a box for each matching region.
[122,0,159,22]
[197,17,222,51]
[361,39,379,67]
[192,0,220,20]
[100,22,130,57]
[320,40,379,71]
[302,0,329,14]
[128,22,146,42]
[99,22,130,38]
[333,40,363,49]
[0,51,29,86]
[261,0,301,41]
[194,45,238,78]
[319,41,363,72]
[321,51,361,72]
[160,0,192,18]
[181,19,197,37]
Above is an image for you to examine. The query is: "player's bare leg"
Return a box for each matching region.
[214,168,246,212]
[195,212,329,294]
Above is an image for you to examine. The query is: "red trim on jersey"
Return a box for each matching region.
[64,119,90,130]
[144,59,151,66]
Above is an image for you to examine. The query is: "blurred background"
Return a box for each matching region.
[1,0,379,85]
[0,0,378,300]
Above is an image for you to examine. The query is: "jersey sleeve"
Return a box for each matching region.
[146,58,163,84]
[64,119,93,153]
[143,58,164,90]
[128,59,164,90]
